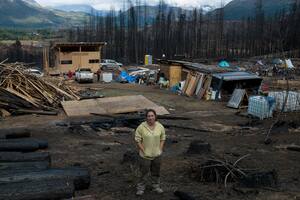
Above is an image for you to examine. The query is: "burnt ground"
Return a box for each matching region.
[0,83,300,200]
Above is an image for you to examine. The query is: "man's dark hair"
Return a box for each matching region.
[145,109,157,120]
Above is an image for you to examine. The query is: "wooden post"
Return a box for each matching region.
[58,47,61,71]
[43,47,49,76]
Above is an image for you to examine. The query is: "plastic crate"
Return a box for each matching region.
[248,96,275,120]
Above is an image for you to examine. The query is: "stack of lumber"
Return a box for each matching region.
[182,71,212,99]
[0,128,91,200]
[0,63,77,116]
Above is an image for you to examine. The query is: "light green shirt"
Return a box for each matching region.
[135,121,166,160]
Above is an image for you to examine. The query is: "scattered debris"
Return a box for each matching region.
[190,154,277,188]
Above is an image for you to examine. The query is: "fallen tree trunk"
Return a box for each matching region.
[0,138,48,149]
[0,167,90,190]
[0,152,50,163]
[0,161,49,170]
[0,128,31,139]
[0,168,45,176]
[0,178,74,200]
[286,145,300,152]
[0,139,45,152]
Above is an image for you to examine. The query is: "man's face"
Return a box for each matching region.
[147,112,156,125]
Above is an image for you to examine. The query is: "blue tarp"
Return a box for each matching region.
[118,71,136,83]
[218,61,230,68]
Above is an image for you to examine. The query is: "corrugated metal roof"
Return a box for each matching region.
[157,59,235,74]
[213,72,261,81]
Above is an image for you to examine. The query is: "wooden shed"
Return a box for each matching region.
[52,42,106,73]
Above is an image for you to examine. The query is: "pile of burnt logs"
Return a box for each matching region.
[0,63,78,116]
[57,113,193,135]
[190,155,278,189]
[0,128,91,200]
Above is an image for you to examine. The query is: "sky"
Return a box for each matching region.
[36,0,232,10]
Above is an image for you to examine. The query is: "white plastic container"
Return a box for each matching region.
[248,96,276,120]
[269,91,300,112]
[102,72,113,83]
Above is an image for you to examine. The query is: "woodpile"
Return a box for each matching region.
[0,128,91,200]
[0,63,77,116]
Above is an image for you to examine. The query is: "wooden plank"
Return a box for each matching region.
[182,72,191,94]
[185,73,199,97]
[195,73,204,96]
[44,81,75,100]
[192,73,201,96]
[61,95,169,117]
[4,88,39,107]
[197,75,211,100]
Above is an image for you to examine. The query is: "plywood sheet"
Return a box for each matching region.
[61,99,107,116]
[185,74,199,97]
[197,75,212,100]
[195,73,204,96]
[61,95,170,117]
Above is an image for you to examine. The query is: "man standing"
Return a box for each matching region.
[135,109,166,196]
[96,68,101,82]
